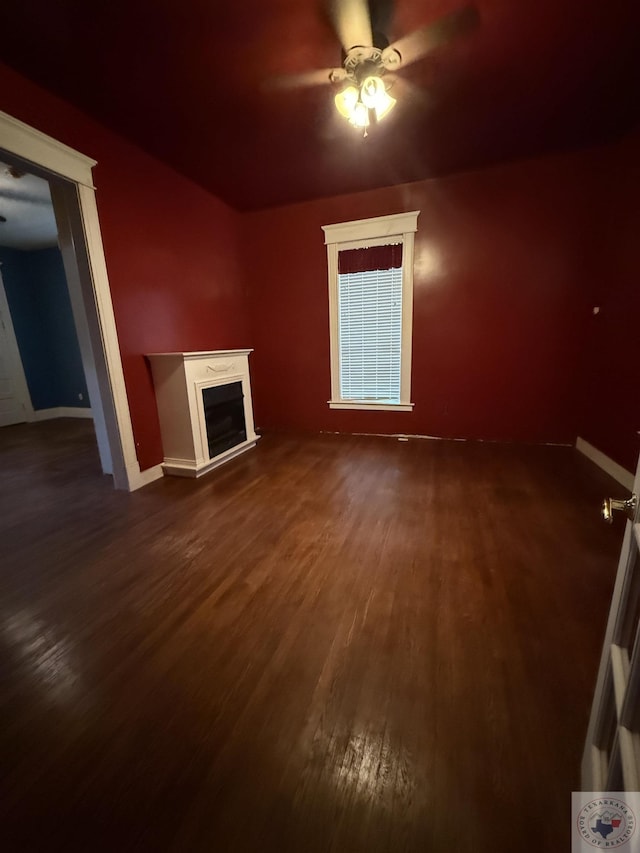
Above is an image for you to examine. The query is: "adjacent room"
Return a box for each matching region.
[0,163,94,422]
[1,0,639,850]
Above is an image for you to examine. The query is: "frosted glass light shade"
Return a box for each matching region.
[374,91,396,121]
[360,76,386,109]
[334,86,359,119]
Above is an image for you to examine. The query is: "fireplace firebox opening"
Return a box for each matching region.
[202,381,247,459]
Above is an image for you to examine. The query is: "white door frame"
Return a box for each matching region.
[0,110,159,490]
[0,260,35,422]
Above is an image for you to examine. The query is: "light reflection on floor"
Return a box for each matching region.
[4,609,80,704]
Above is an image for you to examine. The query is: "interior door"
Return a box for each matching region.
[582,451,640,790]
[0,273,29,427]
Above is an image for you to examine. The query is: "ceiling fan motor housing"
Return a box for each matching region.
[341,45,402,86]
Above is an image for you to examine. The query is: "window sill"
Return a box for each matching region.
[328,400,415,412]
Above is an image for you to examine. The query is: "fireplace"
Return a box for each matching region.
[202,380,247,459]
[147,350,258,478]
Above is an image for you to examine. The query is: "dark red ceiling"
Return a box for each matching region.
[1,0,639,210]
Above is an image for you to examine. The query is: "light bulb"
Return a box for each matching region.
[350,101,370,128]
[360,76,386,110]
[334,86,359,119]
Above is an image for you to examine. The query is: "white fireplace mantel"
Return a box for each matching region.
[147,349,258,478]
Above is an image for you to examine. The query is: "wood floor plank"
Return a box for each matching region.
[0,419,625,851]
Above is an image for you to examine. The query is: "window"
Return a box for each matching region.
[322,211,419,411]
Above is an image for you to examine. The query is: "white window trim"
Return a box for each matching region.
[322,210,419,412]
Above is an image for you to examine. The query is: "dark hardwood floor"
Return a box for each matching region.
[0,419,626,851]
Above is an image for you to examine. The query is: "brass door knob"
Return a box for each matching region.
[602,494,638,524]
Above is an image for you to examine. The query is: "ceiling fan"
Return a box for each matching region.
[272,0,480,135]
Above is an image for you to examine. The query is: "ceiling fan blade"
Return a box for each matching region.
[263,68,344,92]
[368,0,394,41]
[328,0,373,51]
[388,4,480,67]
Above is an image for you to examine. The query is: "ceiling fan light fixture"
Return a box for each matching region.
[335,74,395,131]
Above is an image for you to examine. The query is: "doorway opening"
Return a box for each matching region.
[0,162,92,420]
[0,109,157,491]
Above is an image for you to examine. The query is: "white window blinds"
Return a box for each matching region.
[337,265,403,403]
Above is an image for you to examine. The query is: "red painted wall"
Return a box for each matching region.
[244,150,600,446]
[0,62,248,470]
[3,60,636,474]
[578,130,640,473]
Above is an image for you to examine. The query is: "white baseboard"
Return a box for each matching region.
[576,437,634,490]
[128,463,164,491]
[163,439,258,478]
[33,406,93,421]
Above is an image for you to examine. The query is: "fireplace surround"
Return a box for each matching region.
[147,350,258,477]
